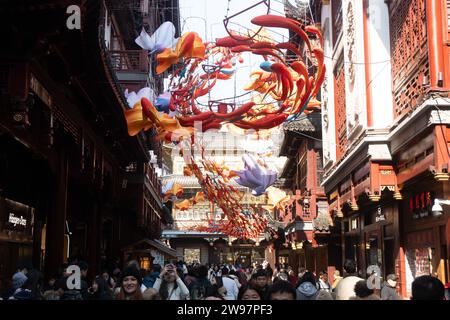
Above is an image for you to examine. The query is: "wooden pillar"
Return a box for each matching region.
[433,226,445,282]
[307,145,318,219]
[426,0,446,88]
[378,223,384,278]
[393,198,407,297]
[359,214,366,277]
[44,151,68,279]
[434,125,450,175]
[397,246,408,298]
[444,180,450,286]
[32,220,43,272]
[370,162,381,200]
[363,0,373,127]
[87,200,101,278]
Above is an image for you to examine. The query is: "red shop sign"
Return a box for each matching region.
[408,191,434,219]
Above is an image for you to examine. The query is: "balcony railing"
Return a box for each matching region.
[108,50,149,73]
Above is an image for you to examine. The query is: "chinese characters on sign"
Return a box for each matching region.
[409,192,433,219]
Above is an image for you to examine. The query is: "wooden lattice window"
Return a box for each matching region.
[296,142,308,191]
[334,55,347,160]
[390,0,429,118]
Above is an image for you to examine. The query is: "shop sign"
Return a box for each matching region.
[375,206,385,223]
[8,213,27,228]
[408,192,433,219]
[1,198,33,234]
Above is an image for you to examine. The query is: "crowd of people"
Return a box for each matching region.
[1,259,449,301]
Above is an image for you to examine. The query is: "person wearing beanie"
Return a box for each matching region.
[296,272,318,300]
[381,274,401,300]
[296,281,318,300]
[115,266,143,300]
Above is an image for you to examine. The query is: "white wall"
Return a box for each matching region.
[321,4,337,168]
[342,0,368,138]
[367,0,394,128]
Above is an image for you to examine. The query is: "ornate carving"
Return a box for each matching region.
[346,1,356,87]
[390,0,429,118]
[335,63,348,160]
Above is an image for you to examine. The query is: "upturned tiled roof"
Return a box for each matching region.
[162,174,246,189]
[283,112,322,133]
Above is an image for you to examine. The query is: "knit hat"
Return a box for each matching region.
[121,266,142,286]
[12,272,28,290]
[386,274,398,287]
[297,282,318,298]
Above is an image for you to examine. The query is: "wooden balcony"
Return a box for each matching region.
[108,50,149,90]
[109,50,149,73]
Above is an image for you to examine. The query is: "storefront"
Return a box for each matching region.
[401,182,449,297]
[341,199,400,281]
[0,197,35,292]
[342,213,362,274]
[362,202,398,278]
[122,239,178,271]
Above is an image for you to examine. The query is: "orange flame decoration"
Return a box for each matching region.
[179,148,268,239]
[163,183,184,202]
[125,15,325,137]
[124,14,325,238]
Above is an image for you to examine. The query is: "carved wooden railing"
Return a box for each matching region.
[108,50,149,73]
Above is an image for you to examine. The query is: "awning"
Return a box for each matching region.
[161,229,226,238]
[122,238,177,258]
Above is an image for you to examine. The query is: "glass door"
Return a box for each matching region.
[365,230,381,270]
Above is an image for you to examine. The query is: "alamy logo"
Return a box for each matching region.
[66,265,81,289]
[366,265,382,290]
[66,5,81,30]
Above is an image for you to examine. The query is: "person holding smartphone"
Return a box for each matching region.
[152,264,190,300]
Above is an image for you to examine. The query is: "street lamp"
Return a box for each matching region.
[431,199,450,216]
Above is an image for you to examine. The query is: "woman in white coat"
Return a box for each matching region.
[153,264,190,300]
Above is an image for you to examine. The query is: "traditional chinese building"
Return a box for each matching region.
[0,0,179,290]
[161,131,287,267]
[277,110,341,277]
[319,0,450,297]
